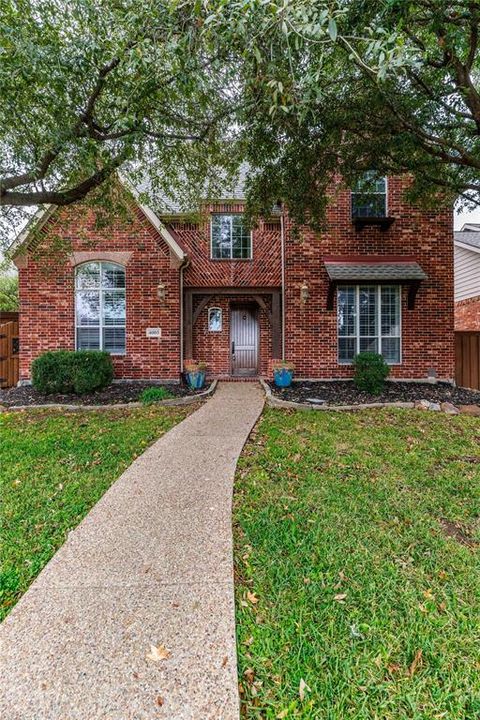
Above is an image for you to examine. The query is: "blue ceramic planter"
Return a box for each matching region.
[273,368,294,388]
[186,370,206,390]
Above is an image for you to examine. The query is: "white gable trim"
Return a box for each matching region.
[454,239,480,255]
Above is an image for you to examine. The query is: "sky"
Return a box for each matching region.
[454,206,480,231]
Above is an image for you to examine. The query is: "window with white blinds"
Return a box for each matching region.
[75,262,126,354]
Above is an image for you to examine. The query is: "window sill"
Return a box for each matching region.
[210,258,253,262]
[352,216,395,231]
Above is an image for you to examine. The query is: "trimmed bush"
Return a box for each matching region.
[139,386,174,404]
[353,352,390,394]
[32,350,114,395]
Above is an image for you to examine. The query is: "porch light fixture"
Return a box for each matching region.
[157,281,166,303]
[300,280,310,305]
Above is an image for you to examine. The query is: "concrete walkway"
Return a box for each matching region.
[0,382,264,720]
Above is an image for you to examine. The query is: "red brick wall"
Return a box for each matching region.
[192,295,271,377]
[17,204,181,381]
[167,204,282,288]
[455,296,480,331]
[283,176,455,380]
[16,175,455,382]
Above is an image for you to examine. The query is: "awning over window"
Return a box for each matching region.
[323,255,427,309]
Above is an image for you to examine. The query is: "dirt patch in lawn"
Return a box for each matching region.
[439,518,478,548]
[0,381,205,407]
[269,380,480,406]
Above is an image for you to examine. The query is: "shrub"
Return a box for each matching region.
[184,360,207,373]
[70,351,114,395]
[32,350,113,395]
[139,386,174,404]
[353,352,390,394]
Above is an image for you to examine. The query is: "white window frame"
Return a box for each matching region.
[75,261,126,355]
[208,307,223,332]
[210,214,253,260]
[351,175,388,218]
[337,284,402,365]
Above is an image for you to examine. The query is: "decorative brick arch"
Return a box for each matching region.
[69,251,133,267]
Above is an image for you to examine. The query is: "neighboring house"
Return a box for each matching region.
[11,173,455,383]
[454,223,480,331]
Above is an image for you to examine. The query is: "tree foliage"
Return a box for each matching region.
[1,0,480,240]
[0,0,240,243]
[206,0,480,224]
[0,263,18,311]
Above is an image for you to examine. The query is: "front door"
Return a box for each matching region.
[231,306,259,376]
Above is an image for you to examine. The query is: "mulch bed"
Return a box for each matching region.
[269,380,480,407]
[0,381,206,407]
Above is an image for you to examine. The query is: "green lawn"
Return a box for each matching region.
[234,408,480,719]
[0,405,192,620]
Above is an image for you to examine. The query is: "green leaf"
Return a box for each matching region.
[328,18,337,42]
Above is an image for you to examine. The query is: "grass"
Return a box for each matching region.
[139,386,175,404]
[234,408,480,719]
[0,404,192,620]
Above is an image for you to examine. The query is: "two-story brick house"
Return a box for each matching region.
[11,173,455,383]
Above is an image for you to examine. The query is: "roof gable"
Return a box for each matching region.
[9,177,186,264]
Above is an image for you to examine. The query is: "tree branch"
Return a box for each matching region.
[0,154,126,207]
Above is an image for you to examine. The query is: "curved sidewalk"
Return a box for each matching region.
[0,382,264,720]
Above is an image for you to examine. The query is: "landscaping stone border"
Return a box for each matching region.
[0,380,218,412]
[260,379,414,411]
[260,379,480,415]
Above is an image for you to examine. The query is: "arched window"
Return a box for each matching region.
[75,261,126,354]
[208,307,222,332]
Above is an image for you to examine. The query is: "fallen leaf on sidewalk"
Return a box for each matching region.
[156,696,164,707]
[146,643,171,662]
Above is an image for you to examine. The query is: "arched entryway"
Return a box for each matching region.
[184,287,282,377]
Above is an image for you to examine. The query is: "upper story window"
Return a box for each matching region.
[351,173,387,218]
[338,284,401,364]
[75,261,126,355]
[211,214,252,260]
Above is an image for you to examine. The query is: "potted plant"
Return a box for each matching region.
[273,360,295,388]
[184,360,207,390]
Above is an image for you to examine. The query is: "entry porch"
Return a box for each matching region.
[183,287,282,378]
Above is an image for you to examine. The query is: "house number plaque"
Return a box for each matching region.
[146,327,161,338]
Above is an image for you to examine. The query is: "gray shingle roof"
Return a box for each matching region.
[136,165,248,215]
[324,261,427,282]
[454,231,480,251]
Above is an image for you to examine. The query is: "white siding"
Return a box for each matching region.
[454,245,480,300]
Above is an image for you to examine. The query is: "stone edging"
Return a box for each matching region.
[0,380,218,412]
[260,378,413,412]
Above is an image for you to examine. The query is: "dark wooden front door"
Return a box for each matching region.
[231,306,259,376]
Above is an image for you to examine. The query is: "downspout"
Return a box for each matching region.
[280,210,286,360]
[179,256,190,376]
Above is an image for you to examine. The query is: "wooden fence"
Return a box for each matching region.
[455,331,480,391]
[0,312,19,389]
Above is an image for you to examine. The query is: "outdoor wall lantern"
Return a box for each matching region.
[157,281,167,303]
[300,280,310,304]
